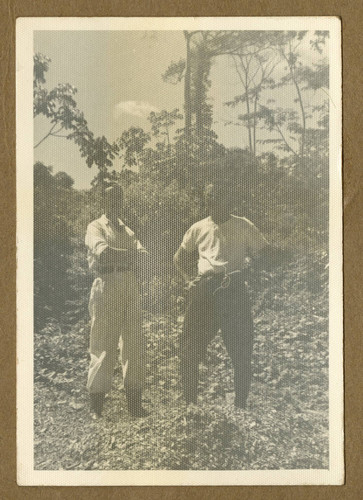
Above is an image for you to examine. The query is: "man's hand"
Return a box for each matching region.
[173,246,199,283]
[99,247,137,269]
[184,274,203,291]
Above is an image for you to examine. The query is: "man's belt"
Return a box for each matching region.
[185,269,245,291]
[208,270,249,295]
[201,269,243,280]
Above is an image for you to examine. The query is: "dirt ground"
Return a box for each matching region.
[34,253,329,470]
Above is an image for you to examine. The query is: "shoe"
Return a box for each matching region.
[125,387,149,418]
[90,392,105,417]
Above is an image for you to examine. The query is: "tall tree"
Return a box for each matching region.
[226,49,279,155]
[163,31,281,147]
[225,31,329,160]
[184,31,193,137]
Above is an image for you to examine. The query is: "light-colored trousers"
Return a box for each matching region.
[87,271,146,394]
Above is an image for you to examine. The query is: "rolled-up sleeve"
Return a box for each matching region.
[85,222,108,265]
[180,225,197,253]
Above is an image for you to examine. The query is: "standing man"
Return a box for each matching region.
[174,183,269,409]
[85,183,149,418]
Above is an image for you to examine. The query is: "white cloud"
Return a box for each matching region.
[114,100,159,119]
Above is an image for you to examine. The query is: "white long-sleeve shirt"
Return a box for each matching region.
[85,214,146,272]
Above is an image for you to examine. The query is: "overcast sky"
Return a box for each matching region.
[34,30,327,189]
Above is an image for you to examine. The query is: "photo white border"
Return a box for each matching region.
[16,16,343,486]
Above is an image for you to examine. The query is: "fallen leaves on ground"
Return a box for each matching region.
[34,251,329,470]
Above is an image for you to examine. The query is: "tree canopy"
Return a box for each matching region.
[34,53,119,175]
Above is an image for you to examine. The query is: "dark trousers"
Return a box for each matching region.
[180,274,254,405]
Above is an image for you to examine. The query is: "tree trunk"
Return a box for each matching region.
[253,94,258,155]
[243,68,253,153]
[283,51,306,158]
[292,73,306,158]
[184,32,192,138]
[194,45,205,138]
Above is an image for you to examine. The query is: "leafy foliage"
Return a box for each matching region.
[34,162,78,325]
[162,59,186,84]
[34,54,118,172]
[116,127,151,168]
[148,109,183,146]
[34,252,329,470]
[33,33,331,469]
[221,31,329,159]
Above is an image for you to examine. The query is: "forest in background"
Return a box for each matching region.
[34,30,329,325]
[33,30,330,470]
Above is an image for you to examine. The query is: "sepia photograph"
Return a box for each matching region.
[16,17,343,485]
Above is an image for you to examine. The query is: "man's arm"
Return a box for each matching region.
[85,222,134,270]
[173,246,199,283]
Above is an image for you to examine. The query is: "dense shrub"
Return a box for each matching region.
[34,144,329,326]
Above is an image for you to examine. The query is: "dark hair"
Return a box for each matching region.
[104,182,123,197]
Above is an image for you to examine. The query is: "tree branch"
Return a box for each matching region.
[233,56,253,152]
[275,122,299,157]
[34,123,57,148]
[281,50,306,157]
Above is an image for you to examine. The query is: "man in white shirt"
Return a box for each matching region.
[174,183,269,409]
[85,183,149,418]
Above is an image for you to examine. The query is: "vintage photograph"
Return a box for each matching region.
[16,17,342,485]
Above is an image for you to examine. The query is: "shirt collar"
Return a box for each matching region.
[101,214,125,227]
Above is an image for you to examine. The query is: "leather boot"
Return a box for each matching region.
[90,392,105,417]
[125,387,149,418]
